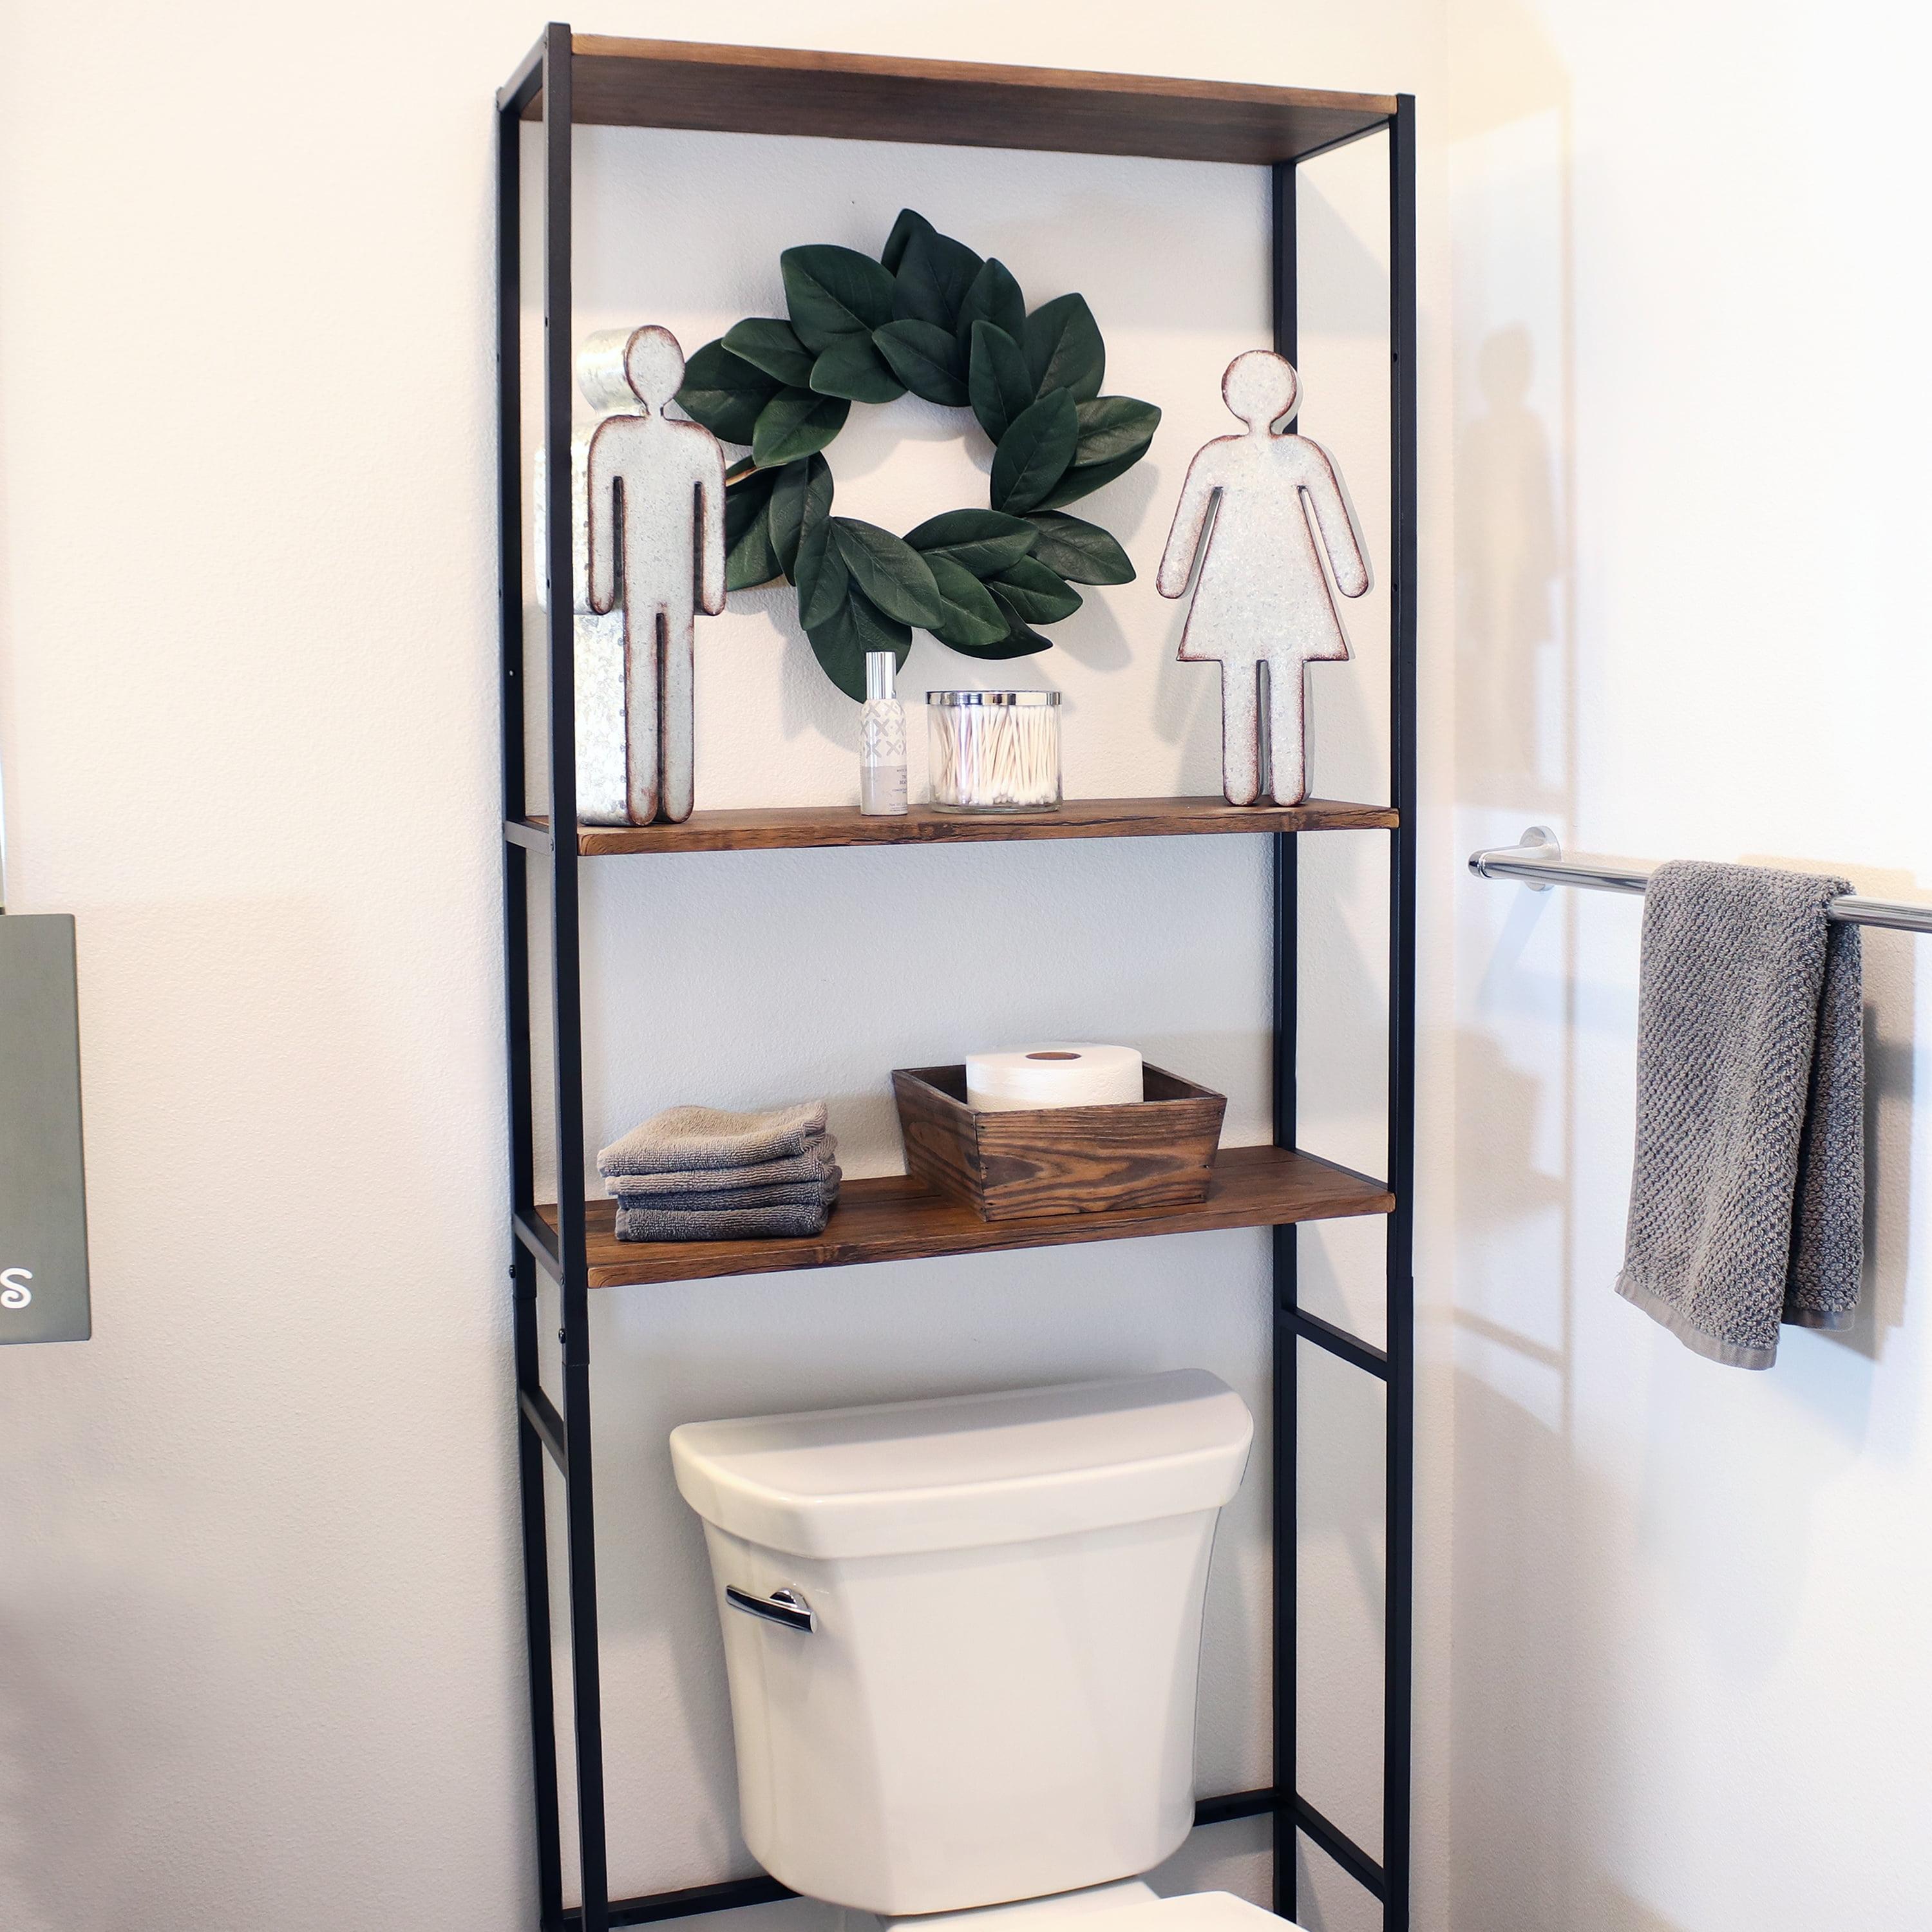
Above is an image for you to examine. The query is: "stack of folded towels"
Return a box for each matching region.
[598,1101,841,1242]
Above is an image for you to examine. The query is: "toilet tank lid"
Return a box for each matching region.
[669,1370,1254,1559]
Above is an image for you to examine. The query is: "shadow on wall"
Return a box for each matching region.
[1593,1883,1692,1932]
[1455,325,1561,815]
[1449,5,1578,1929]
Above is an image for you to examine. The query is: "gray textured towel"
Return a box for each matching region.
[598,1101,829,1178]
[1617,860,1864,1369]
[604,1135,838,1197]
[609,1173,842,1213]
[614,1200,833,1242]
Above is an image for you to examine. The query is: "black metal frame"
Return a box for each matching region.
[497,29,1417,1932]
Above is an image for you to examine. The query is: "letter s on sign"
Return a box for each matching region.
[1,1268,32,1309]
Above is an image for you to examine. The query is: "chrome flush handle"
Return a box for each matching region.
[724,1586,815,1634]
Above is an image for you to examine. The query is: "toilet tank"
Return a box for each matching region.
[670,1370,1254,1918]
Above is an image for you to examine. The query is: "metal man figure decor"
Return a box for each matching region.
[1156,350,1370,806]
[582,325,727,825]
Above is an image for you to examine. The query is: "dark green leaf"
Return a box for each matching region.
[903,507,1038,578]
[752,389,851,467]
[989,388,1079,514]
[676,339,780,445]
[770,454,833,581]
[724,471,782,591]
[721,317,816,388]
[955,257,1025,353]
[1029,396,1160,509]
[968,321,1035,444]
[987,554,1082,623]
[874,319,967,406]
[829,518,945,627]
[809,335,907,404]
[880,207,934,275]
[1021,292,1104,402]
[1072,395,1160,466]
[781,244,896,350]
[892,223,984,330]
[1030,445,1150,511]
[923,555,1009,649]
[805,587,912,700]
[794,515,849,629]
[1023,511,1136,584]
[958,587,1054,658]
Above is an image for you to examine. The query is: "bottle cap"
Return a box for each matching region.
[865,651,898,703]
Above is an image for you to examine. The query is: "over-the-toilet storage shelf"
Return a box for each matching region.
[497,27,1417,1932]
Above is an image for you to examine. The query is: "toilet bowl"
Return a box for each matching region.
[671,1370,1299,1932]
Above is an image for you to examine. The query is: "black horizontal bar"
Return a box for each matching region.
[1193,1786,1273,1826]
[580,1875,797,1929]
[590,1792,1277,1925]
[497,31,547,115]
[513,1210,562,1282]
[1287,1148,1389,1195]
[518,1387,569,1473]
[506,818,555,853]
[1293,1307,1390,1379]
[1293,1792,1385,1900]
[1285,117,1395,167]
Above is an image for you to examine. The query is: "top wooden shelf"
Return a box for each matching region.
[526,795,1396,857]
[525,36,1398,166]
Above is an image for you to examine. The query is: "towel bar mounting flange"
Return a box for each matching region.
[1468,826,1932,935]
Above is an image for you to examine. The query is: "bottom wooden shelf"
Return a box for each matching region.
[540,1144,1393,1289]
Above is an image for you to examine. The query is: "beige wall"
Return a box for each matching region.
[0,7,1451,1932]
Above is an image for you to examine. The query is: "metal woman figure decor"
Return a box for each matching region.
[1157,351,1370,806]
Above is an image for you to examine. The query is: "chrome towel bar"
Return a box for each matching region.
[1469,826,1932,936]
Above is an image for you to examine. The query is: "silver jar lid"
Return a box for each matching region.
[925,689,1063,706]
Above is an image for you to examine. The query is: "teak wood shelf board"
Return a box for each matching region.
[522,36,1397,167]
[543,1144,1394,1289]
[529,796,1398,857]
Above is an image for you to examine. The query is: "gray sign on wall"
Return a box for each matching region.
[0,913,91,1344]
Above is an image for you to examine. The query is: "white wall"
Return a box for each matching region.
[1448,4,1932,1927]
[0,8,1448,1932]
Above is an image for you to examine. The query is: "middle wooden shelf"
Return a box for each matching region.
[540,1143,1394,1288]
[521,793,1398,857]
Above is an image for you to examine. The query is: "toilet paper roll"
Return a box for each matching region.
[965,1043,1145,1112]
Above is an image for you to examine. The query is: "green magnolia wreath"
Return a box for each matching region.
[673,209,1161,699]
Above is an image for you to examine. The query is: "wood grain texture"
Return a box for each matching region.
[523,38,1395,166]
[895,1063,1226,1221]
[542,1144,1393,1289]
[531,795,1397,857]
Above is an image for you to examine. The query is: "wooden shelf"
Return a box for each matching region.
[533,37,1397,167]
[544,1144,1392,1289]
[527,796,1397,858]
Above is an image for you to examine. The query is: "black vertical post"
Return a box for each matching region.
[541,23,609,1932]
[500,56,564,1930]
[513,1256,565,1927]
[1381,96,1419,1932]
[500,88,536,1244]
[1267,154,1300,1927]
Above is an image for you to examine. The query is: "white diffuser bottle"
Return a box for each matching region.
[859,650,908,816]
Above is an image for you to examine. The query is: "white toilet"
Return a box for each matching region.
[670,1369,1297,1932]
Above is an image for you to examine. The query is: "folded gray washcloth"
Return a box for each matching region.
[609,1173,842,1213]
[1617,860,1864,1369]
[599,1101,829,1178]
[603,1134,838,1197]
[615,1199,833,1242]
